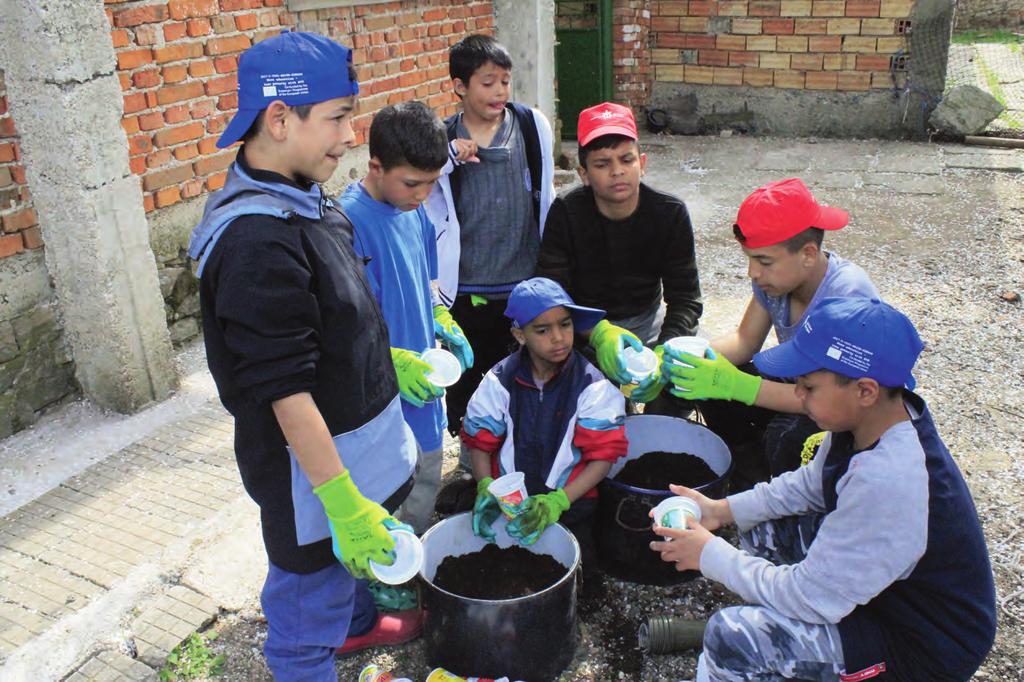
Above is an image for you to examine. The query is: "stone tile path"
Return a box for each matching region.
[0,400,238,680]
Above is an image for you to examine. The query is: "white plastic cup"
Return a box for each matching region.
[421,347,462,387]
[488,471,529,519]
[369,528,424,585]
[663,336,710,369]
[651,496,702,541]
[622,346,659,382]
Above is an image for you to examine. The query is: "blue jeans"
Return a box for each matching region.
[261,562,377,681]
[261,477,413,681]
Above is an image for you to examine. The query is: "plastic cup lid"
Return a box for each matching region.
[622,346,658,380]
[421,348,462,387]
[369,529,424,585]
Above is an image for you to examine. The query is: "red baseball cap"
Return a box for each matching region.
[577,102,638,147]
[734,178,848,249]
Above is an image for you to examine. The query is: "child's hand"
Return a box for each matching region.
[650,515,714,572]
[667,483,733,531]
[449,138,480,164]
[662,347,762,405]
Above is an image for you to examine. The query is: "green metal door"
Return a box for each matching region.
[555,0,612,139]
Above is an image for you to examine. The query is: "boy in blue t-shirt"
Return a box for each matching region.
[662,178,877,488]
[341,101,473,534]
[653,298,995,681]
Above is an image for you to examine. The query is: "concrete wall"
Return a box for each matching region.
[494,0,558,124]
[0,2,179,429]
[0,69,76,437]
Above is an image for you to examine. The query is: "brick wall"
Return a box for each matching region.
[0,70,41,261]
[955,0,1024,29]
[103,0,491,216]
[614,1,653,111]
[649,0,912,94]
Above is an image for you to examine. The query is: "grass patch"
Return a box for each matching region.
[952,30,1024,46]
[159,632,225,681]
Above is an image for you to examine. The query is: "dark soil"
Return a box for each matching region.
[614,451,717,491]
[596,609,644,677]
[433,544,568,600]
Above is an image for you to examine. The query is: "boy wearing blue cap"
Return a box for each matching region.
[341,101,474,535]
[462,277,627,594]
[188,32,420,679]
[426,34,556,449]
[652,298,996,682]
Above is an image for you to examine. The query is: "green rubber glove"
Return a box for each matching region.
[589,319,645,385]
[662,347,762,405]
[433,305,474,372]
[472,476,501,543]
[313,471,396,579]
[391,347,444,408]
[630,345,667,403]
[507,489,570,546]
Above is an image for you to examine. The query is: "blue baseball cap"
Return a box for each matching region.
[753,297,923,389]
[504,278,605,332]
[216,31,359,149]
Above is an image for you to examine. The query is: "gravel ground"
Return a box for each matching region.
[192,136,1023,682]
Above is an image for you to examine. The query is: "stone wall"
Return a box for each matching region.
[955,0,1024,29]
[0,69,78,438]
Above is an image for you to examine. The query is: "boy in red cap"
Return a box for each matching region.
[537,102,703,417]
[662,178,878,488]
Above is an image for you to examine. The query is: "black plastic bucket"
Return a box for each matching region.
[418,512,580,682]
[596,415,731,585]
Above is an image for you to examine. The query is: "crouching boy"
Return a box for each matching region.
[653,298,996,681]
[462,278,627,595]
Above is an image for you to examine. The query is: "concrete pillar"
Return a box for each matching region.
[494,0,557,127]
[0,2,177,412]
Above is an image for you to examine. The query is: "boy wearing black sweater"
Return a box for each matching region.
[537,102,702,415]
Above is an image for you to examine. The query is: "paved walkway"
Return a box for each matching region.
[947,41,1024,132]
[0,136,1020,681]
[0,399,242,681]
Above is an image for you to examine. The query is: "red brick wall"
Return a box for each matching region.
[650,0,913,92]
[103,0,492,216]
[613,0,653,111]
[0,70,42,260]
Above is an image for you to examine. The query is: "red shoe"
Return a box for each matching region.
[336,609,423,656]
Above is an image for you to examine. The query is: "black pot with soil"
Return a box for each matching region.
[419,512,580,682]
[596,415,732,585]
